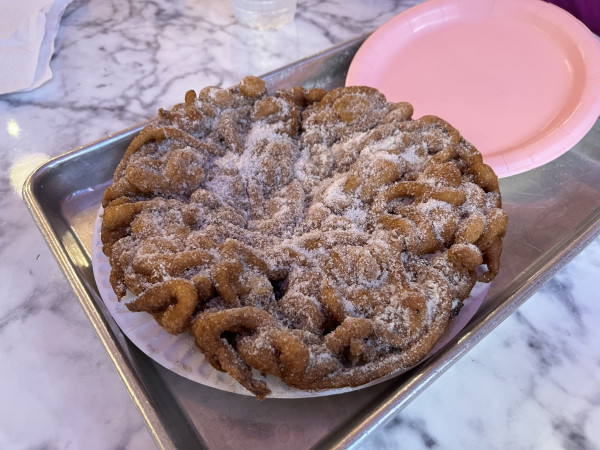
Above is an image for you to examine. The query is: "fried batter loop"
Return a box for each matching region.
[101,77,507,398]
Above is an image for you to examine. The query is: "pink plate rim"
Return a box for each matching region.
[346,0,600,178]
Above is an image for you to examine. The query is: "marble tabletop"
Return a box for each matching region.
[1,0,600,448]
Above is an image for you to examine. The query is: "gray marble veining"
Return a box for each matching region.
[1,0,599,449]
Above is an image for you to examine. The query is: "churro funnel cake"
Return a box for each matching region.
[100,76,507,399]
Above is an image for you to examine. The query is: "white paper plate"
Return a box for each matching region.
[92,206,489,397]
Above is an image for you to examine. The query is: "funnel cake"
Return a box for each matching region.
[100,76,507,399]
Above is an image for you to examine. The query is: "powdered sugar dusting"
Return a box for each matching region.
[100,81,506,396]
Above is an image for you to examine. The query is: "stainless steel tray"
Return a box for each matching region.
[23,35,600,450]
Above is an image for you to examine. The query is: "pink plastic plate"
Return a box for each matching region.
[346,0,600,177]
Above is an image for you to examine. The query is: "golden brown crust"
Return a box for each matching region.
[101,77,507,398]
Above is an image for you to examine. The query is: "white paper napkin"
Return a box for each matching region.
[0,0,73,95]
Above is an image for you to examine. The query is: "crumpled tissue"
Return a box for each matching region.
[0,0,73,95]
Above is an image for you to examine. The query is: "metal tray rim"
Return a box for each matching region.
[23,139,177,450]
[22,35,600,449]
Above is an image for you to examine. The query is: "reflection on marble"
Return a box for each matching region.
[1,0,599,449]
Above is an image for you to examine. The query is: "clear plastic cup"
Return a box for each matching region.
[232,0,297,30]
